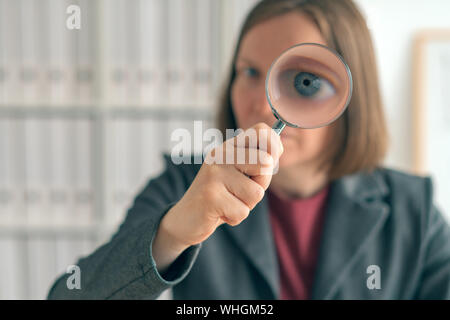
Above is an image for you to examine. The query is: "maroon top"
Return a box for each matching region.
[267,185,330,300]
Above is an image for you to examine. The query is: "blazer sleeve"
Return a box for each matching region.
[416,179,450,299]
[47,156,202,299]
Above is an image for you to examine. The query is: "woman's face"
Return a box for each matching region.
[231,12,336,169]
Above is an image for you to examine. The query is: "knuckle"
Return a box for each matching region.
[253,185,265,203]
[223,211,240,226]
[254,175,272,191]
[238,206,250,220]
[259,151,274,167]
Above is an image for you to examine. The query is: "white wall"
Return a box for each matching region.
[355,0,450,171]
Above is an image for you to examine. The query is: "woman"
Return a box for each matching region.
[48,0,450,299]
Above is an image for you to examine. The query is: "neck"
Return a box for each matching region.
[269,163,329,200]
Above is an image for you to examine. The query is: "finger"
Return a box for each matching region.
[207,142,275,176]
[223,167,265,210]
[231,123,284,161]
[218,184,251,226]
[232,147,275,177]
[250,174,273,191]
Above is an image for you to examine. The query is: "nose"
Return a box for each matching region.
[251,81,274,118]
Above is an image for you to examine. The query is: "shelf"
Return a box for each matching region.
[0,106,99,119]
[108,106,215,120]
[0,220,118,239]
[0,105,215,120]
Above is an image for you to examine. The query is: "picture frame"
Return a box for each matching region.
[413,30,450,217]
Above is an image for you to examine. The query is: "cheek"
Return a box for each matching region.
[304,128,333,156]
[231,81,253,128]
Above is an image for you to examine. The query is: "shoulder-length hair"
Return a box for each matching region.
[216,0,389,180]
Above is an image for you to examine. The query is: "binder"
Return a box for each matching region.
[167,0,194,107]
[79,234,95,258]
[36,0,51,107]
[73,118,94,224]
[104,116,115,228]
[27,235,57,299]
[221,0,259,78]
[194,0,214,108]
[138,0,168,107]
[55,236,90,281]
[48,118,74,226]
[108,117,151,227]
[0,236,25,299]
[23,117,50,226]
[7,118,27,225]
[141,118,164,183]
[55,236,77,280]
[19,0,46,106]
[127,118,145,202]
[74,0,97,107]
[124,0,141,107]
[0,0,22,106]
[0,118,14,224]
[48,0,77,106]
[104,0,129,107]
[0,0,7,106]
[110,117,132,227]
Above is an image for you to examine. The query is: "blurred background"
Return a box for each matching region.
[0,0,449,299]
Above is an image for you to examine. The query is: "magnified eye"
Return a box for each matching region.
[279,69,336,101]
[294,72,321,97]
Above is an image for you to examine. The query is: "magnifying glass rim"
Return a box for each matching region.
[265,42,353,129]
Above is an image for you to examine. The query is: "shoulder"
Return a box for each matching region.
[376,167,432,192]
[374,167,433,211]
[336,166,436,228]
[334,166,433,207]
[365,167,438,238]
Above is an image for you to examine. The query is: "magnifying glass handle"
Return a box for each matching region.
[272,119,286,135]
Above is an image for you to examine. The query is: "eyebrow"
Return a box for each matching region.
[235,56,257,66]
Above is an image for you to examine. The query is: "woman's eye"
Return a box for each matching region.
[294,72,322,97]
[243,67,259,78]
[281,70,335,100]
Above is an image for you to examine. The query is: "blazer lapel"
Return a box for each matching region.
[223,197,280,299]
[310,170,390,299]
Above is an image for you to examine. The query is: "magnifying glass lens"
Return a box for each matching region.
[266,43,352,130]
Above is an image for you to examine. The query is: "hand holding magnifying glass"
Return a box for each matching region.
[266,43,353,134]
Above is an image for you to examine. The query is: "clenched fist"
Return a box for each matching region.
[152,123,284,273]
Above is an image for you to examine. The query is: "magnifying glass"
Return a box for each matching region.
[266,43,353,134]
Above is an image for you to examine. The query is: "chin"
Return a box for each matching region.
[277,153,306,169]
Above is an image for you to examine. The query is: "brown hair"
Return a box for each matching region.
[216,0,389,180]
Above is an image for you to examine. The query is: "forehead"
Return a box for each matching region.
[238,12,327,66]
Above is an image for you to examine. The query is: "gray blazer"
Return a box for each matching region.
[47,155,450,299]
